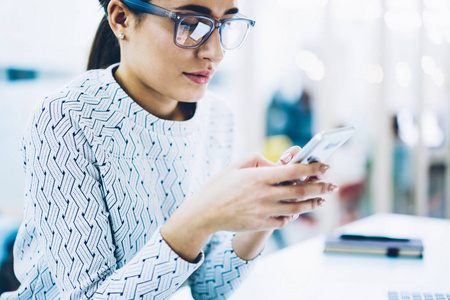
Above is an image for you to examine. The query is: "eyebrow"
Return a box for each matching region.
[174,4,239,16]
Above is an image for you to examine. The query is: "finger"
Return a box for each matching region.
[268,181,339,203]
[277,146,302,165]
[257,162,330,185]
[270,198,326,216]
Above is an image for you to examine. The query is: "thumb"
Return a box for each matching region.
[277,146,302,165]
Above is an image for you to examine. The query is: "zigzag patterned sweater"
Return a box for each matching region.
[2,64,254,299]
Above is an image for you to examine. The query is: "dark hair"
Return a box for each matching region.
[87,0,145,70]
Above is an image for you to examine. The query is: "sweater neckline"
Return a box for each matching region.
[101,63,203,136]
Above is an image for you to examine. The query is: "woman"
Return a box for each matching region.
[3,0,337,299]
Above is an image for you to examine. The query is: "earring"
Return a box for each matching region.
[118,33,125,40]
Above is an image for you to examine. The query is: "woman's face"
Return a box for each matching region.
[121,0,238,104]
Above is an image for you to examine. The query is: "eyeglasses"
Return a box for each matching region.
[120,0,256,50]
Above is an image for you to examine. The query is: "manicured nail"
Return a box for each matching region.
[318,198,326,206]
[320,164,330,174]
[328,184,339,192]
[280,152,293,164]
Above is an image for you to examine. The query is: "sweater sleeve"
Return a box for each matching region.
[187,231,258,299]
[6,98,204,300]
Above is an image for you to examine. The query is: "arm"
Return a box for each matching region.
[12,98,203,299]
[187,231,254,300]
[183,149,307,299]
[160,148,332,299]
[232,230,273,260]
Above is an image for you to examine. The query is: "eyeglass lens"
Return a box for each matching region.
[221,21,249,50]
[175,17,250,49]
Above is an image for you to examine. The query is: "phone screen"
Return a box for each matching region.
[289,126,355,165]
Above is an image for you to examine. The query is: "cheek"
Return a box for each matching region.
[129,21,175,68]
[126,23,207,101]
[136,43,190,82]
[131,32,181,79]
[133,42,206,101]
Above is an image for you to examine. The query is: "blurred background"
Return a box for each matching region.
[1,0,450,293]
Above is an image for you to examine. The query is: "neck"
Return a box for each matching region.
[113,64,193,121]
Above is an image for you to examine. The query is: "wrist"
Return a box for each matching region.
[233,230,273,261]
[160,203,215,262]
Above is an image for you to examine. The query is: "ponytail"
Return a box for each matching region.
[87,14,120,70]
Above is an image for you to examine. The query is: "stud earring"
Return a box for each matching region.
[118,33,124,40]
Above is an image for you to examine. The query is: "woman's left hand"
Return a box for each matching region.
[232,146,331,261]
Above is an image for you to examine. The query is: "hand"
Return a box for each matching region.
[183,151,337,234]
[161,148,338,262]
[231,147,338,261]
[274,146,334,222]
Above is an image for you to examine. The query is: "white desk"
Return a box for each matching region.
[227,213,450,300]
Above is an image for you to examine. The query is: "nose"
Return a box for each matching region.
[197,28,224,63]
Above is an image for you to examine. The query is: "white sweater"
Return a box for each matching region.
[2,64,254,299]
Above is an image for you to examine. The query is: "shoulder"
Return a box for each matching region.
[27,68,115,144]
[32,68,114,125]
[40,68,109,111]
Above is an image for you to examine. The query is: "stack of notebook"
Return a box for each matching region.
[324,234,424,258]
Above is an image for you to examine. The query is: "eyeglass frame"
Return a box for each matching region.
[120,0,256,50]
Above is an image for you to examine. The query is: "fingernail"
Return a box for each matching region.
[280,152,293,164]
[320,164,330,174]
[328,184,339,192]
[318,198,326,206]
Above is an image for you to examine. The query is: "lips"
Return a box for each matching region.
[183,70,214,85]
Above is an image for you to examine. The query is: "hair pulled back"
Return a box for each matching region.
[87,0,145,70]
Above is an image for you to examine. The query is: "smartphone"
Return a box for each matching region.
[288,126,355,165]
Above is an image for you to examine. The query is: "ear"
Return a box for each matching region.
[107,0,133,38]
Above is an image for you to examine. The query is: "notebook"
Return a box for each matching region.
[324,234,424,258]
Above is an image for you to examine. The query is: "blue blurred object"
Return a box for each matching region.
[266,89,313,148]
[5,68,38,81]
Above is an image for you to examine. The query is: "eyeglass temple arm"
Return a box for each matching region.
[121,0,177,19]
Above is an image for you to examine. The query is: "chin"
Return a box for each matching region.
[178,87,208,103]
